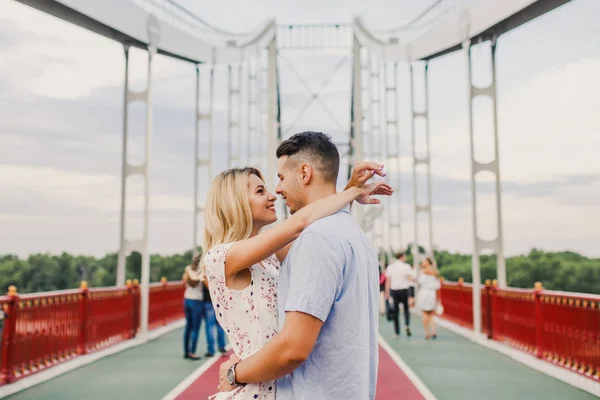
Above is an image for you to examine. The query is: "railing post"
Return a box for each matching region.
[534,281,543,359]
[484,280,492,338]
[491,279,498,340]
[133,279,140,335]
[78,281,89,355]
[126,280,136,339]
[161,277,168,327]
[1,286,19,384]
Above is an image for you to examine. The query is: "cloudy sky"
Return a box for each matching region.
[1,0,599,259]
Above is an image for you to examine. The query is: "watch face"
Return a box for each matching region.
[227,366,236,386]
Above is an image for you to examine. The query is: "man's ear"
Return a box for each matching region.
[299,163,313,185]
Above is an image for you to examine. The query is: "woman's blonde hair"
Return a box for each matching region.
[192,167,264,277]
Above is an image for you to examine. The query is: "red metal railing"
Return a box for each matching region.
[0,295,13,382]
[440,280,600,381]
[492,286,538,354]
[538,290,600,379]
[149,278,186,330]
[0,279,184,386]
[83,284,138,354]
[438,278,474,329]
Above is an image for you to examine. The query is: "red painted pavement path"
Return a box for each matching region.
[174,351,233,400]
[174,344,426,400]
[376,345,425,400]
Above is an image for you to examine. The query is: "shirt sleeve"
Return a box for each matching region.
[385,266,392,278]
[284,231,344,323]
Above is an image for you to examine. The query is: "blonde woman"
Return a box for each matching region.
[415,257,441,340]
[196,160,390,399]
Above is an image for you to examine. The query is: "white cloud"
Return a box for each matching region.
[426,57,600,181]
[1,0,600,259]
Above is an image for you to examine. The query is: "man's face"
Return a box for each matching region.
[276,156,304,214]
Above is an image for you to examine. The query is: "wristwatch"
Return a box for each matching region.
[227,362,244,387]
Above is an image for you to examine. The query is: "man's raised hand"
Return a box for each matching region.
[356,182,393,205]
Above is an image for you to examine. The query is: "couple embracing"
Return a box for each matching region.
[193,131,393,399]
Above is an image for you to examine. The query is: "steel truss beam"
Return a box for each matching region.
[359,45,373,241]
[350,35,364,226]
[277,24,353,50]
[193,65,214,256]
[384,61,402,252]
[228,63,243,168]
[369,53,384,250]
[410,62,434,270]
[464,38,506,334]
[116,41,156,335]
[278,52,350,137]
[266,38,281,200]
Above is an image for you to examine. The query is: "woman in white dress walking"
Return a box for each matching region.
[195,164,391,399]
[415,257,441,340]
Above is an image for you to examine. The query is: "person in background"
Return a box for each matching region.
[408,264,416,308]
[182,263,204,360]
[379,265,387,315]
[415,257,441,340]
[194,253,227,357]
[385,252,414,338]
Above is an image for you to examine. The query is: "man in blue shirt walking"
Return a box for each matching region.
[218,131,381,399]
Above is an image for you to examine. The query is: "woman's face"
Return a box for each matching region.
[247,174,277,228]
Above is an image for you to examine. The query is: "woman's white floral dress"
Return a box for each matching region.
[205,243,280,400]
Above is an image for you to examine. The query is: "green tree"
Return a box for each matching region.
[1,248,598,295]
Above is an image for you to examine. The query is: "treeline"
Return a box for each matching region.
[395,247,599,295]
[1,248,599,295]
[0,251,195,295]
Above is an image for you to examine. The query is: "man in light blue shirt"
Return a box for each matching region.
[218,131,381,399]
[276,207,379,399]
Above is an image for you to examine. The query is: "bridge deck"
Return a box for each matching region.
[4,316,597,400]
[378,315,597,400]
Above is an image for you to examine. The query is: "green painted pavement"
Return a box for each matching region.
[5,327,211,400]
[5,317,597,400]
[379,314,598,400]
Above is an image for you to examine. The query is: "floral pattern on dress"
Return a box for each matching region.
[205,244,281,400]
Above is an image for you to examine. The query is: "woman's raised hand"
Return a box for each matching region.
[345,161,387,189]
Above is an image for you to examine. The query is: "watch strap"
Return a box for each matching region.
[230,362,245,387]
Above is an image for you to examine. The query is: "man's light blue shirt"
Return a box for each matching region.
[276,208,379,399]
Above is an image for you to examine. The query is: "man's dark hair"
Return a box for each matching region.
[276,131,340,183]
[394,252,405,259]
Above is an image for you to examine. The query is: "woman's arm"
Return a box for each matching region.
[275,243,293,263]
[269,166,392,264]
[223,184,384,280]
